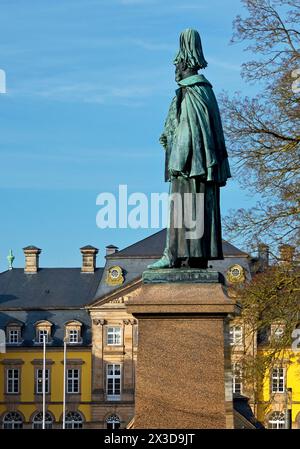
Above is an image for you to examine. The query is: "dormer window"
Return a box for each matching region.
[65,321,82,345]
[8,330,20,344]
[38,329,49,343]
[69,329,79,343]
[6,322,22,345]
[35,321,52,344]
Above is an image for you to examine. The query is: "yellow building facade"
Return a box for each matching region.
[256,350,300,429]
[1,235,298,429]
[0,348,92,428]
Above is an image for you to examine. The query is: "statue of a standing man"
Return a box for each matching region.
[149,29,231,270]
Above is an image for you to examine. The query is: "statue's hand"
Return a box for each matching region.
[159,134,168,149]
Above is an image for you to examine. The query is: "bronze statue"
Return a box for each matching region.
[149,29,231,270]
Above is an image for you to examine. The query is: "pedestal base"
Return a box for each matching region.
[127,272,238,429]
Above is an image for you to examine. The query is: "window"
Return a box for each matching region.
[67,369,80,394]
[229,325,243,346]
[36,369,50,394]
[106,364,121,400]
[6,368,19,394]
[65,321,82,344]
[268,411,286,429]
[2,412,23,429]
[65,411,83,429]
[32,412,53,429]
[35,321,52,344]
[7,329,20,344]
[107,327,122,345]
[106,414,120,429]
[38,329,49,344]
[232,363,242,394]
[272,367,285,393]
[68,329,79,344]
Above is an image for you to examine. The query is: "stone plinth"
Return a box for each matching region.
[126,270,238,429]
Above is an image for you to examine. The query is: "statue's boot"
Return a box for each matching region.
[147,254,171,269]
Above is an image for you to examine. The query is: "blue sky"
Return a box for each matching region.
[0,0,259,271]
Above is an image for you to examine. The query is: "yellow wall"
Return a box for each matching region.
[0,348,91,426]
[256,350,300,427]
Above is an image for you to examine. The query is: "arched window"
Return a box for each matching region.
[65,411,83,429]
[106,414,120,429]
[32,411,53,429]
[268,411,286,429]
[2,411,23,429]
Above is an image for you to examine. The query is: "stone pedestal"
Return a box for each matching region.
[126,269,238,429]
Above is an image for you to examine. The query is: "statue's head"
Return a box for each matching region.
[174,29,207,81]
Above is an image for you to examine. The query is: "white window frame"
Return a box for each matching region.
[268,411,286,429]
[2,412,23,429]
[65,411,83,429]
[38,329,49,344]
[7,329,20,344]
[106,327,122,346]
[229,325,243,346]
[6,368,20,394]
[32,411,53,429]
[232,363,242,394]
[67,368,80,394]
[36,368,50,394]
[106,414,121,429]
[68,329,80,344]
[106,363,121,400]
[271,367,285,393]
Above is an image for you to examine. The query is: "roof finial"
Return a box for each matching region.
[7,249,15,270]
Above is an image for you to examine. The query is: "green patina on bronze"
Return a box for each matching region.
[149,29,231,270]
[143,268,221,284]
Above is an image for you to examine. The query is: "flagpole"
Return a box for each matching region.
[63,338,67,429]
[42,334,46,430]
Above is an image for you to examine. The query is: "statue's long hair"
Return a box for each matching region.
[174,28,208,70]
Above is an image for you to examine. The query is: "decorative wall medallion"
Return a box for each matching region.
[226,264,245,284]
[106,266,124,286]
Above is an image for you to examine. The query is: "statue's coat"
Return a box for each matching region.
[163,74,231,186]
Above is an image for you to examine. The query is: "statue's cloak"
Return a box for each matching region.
[163,74,231,186]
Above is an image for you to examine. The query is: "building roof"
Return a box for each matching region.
[107,229,248,258]
[0,309,92,347]
[0,268,104,310]
[233,394,265,429]
[93,229,250,302]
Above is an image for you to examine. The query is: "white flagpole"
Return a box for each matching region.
[42,334,46,430]
[62,339,67,429]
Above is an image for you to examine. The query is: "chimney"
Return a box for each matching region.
[279,244,295,264]
[258,243,269,270]
[80,246,98,273]
[23,246,41,273]
[105,244,119,257]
